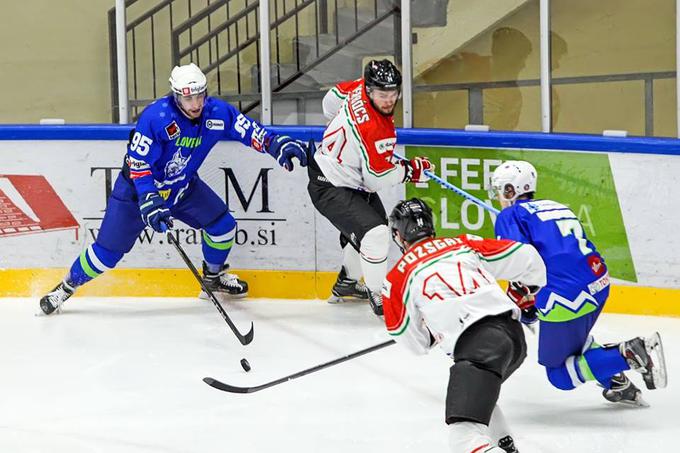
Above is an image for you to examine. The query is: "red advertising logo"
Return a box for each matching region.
[0,175,79,238]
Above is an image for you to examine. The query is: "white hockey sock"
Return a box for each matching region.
[359,225,389,293]
[449,422,502,453]
[488,405,511,444]
[342,244,363,281]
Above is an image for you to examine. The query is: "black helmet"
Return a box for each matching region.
[364,59,402,91]
[389,198,435,250]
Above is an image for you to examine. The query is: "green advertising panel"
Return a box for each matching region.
[405,146,637,282]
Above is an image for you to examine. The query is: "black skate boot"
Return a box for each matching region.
[498,435,519,453]
[39,281,75,315]
[200,262,248,299]
[620,332,667,390]
[602,373,648,407]
[328,267,369,304]
[368,291,383,316]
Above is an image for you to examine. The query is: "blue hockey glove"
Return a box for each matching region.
[267,135,308,171]
[520,306,539,325]
[138,192,173,232]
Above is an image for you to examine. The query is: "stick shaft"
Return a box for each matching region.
[394,152,500,215]
[167,232,254,345]
[204,339,396,393]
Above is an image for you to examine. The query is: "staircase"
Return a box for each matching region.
[108,0,532,123]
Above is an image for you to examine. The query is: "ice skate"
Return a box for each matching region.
[328,267,369,304]
[602,373,649,407]
[497,435,519,453]
[39,281,75,315]
[368,290,383,316]
[200,262,248,299]
[620,332,667,390]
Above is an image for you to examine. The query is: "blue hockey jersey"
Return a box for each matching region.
[125,95,272,207]
[494,199,609,318]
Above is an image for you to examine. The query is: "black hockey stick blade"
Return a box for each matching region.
[167,232,254,345]
[204,339,396,394]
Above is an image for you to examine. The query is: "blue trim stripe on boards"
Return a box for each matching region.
[1,125,134,141]
[0,125,678,155]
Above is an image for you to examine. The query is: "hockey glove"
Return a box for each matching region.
[520,306,539,325]
[267,135,309,171]
[138,192,173,232]
[401,156,433,183]
[506,281,540,310]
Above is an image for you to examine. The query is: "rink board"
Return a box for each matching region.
[0,126,679,315]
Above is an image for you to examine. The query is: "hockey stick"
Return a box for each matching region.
[204,339,396,393]
[167,232,254,345]
[393,152,500,215]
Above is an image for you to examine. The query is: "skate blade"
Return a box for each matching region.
[327,294,368,304]
[198,291,248,301]
[610,396,650,408]
[645,332,667,390]
[34,305,62,317]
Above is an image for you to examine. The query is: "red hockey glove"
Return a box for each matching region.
[506,281,540,310]
[401,156,433,183]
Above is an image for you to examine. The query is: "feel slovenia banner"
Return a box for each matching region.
[404,146,637,283]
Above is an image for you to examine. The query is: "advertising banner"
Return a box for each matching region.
[1,139,679,294]
[0,141,325,271]
[405,146,680,289]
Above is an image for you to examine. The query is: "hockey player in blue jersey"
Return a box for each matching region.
[489,160,667,407]
[40,63,308,315]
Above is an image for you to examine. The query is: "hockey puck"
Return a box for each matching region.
[240,358,251,372]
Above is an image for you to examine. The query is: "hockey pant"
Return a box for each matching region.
[446,311,527,425]
[307,160,389,293]
[67,173,234,287]
[537,287,629,390]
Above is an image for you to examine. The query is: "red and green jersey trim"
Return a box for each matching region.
[478,241,524,262]
[386,247,473,336]
[342,102,396,178]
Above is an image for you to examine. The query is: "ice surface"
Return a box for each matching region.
[1,297,677,452]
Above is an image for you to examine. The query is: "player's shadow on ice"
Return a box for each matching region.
[515,400,658,429]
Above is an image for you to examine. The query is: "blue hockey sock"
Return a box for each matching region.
[579,345,630,389]
[67,243,123,287]
[202,213,236,267]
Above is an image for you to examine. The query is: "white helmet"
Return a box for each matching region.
[169,63,207,96]
[488,160,537,203]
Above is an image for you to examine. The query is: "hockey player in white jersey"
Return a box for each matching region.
[383,198,547,453]
[308,59,433,315]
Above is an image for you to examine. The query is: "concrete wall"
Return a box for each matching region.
[0,1,114,123]
[414,0,677,137]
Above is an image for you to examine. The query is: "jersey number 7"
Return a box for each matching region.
[556,218,593,255]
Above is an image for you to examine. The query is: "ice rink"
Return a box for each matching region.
[1,296,677,453]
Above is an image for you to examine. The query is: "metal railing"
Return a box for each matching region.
[109,0,222,121]
[109,0,399,121]
[415,70,676,136]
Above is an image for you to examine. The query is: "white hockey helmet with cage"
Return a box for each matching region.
[169,63,207,96]
[488,160,537,203]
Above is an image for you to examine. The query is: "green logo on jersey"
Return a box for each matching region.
[405,146,637,282]
[174,136,202,148]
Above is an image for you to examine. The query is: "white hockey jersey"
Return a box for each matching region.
[382,235,546,356]
[321,79,358,121]
[315,79,406,192]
